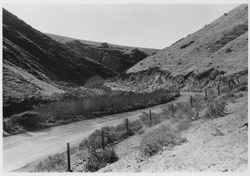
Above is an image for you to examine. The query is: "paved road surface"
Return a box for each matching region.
[3,92,199,172]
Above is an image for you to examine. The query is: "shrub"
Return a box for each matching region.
[235,85,247,92]
[139,111,165,127]
[204,98,227,119]
[137,127,145,135]
[79,119,143,151]
[174,102,197,120]
[140,123,187,157]
[33,89,177,123]
[175,118,192,131]
[3,118,25,134]
[33,153,66,172]
[207,88,218,100]
[85,147,118,172]
[11,111,42,129]
[238,98,247,119]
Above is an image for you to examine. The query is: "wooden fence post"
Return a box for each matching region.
[190,96,193,107]
[126,118,129,134]
[204,89,207,100]
[149,110,152,127]
[101,129,105,150]
[171,104,174,114]
[217,85,221,95]
[236,76,240,84]
[66,143,72,172]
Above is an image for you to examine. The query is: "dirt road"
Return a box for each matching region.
[3,92,198,172]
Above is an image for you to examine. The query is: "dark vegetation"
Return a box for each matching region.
[4,89,178,135]
[33,89,177,122]
[180,40,194,49]
[84,147,118,172]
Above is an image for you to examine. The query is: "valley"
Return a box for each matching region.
[2,4,248,173]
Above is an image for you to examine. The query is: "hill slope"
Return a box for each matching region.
[3,9,117,116]
[128,4,248,75]
[47,33,159,73]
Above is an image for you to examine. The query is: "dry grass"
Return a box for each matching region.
[33,153,67,172]
[140,122,187,157]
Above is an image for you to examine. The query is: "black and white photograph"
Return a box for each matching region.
[1,0,248,173]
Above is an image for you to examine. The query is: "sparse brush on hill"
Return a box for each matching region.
[139,111,166,127]
[79,119,142,172]
[140,122,187,157]
[33,153,67,172]
[79,119,142,151]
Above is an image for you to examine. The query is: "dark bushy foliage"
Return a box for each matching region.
[85,147,118,172]
[33,89,177,122]
[204,98,227,119]
[11,111,42,129]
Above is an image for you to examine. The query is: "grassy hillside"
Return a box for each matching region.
[128,5,248,76]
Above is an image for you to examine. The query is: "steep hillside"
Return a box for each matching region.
[3,9,117,116]
[104,5,248,94]
[128,5,248,76]
[47,33,159,73]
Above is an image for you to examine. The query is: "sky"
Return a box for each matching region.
[3,3,240,49]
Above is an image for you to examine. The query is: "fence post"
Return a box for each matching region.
[190,96,193,107]
[204,89,207,100]
[236,76,240,84]
[102,129,105,150]
[171,104,174,114]
[149,110,152,127]
[66,143,72,172]
[177,85,180,96]
[126,118,129,134]
[217,85,221,95]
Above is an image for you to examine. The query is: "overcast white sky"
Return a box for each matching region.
[3,3,239,49]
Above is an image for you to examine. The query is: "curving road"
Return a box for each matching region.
[3,92,199,172]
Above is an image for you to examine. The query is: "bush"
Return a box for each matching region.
[175,118,192,131]
[11,111,42,129]
[235,85,247,92]
[33,153,66,172]
[85,147,118,172]
[140,123,187,157]
[204,98,227,119]
[80,119,143,151]
[174,102,197,120]
[139,111,165,127]
[33,89,177,122]
[137,127,145,135]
